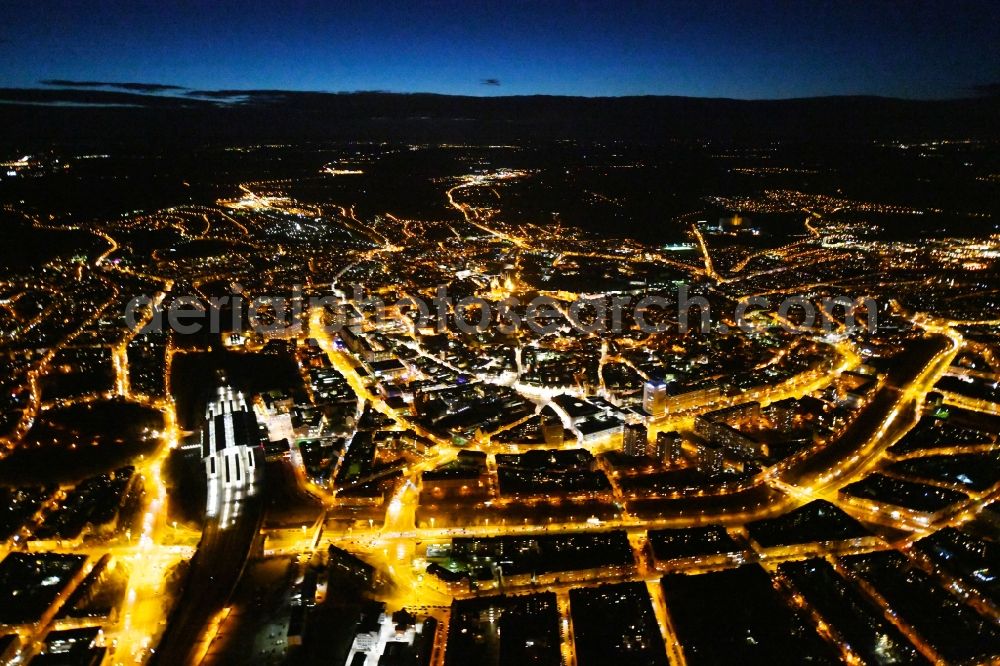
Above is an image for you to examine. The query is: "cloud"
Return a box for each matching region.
[185,89,249,99]
[40,79,187,93]
[481,78,501,87]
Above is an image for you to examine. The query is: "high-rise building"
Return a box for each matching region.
[642,379,667,417]
[656,431,684,466]
[202,386,260,488]
[697,442,724,475]
[623,423,648,457]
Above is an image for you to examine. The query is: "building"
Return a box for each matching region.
[202,386,260,488]
[541,412,565,446]
[0,552,87,627]
[656,431,684,466]
[259,410,295,444]
[664,382,724,413]
[345,602,430,666]
[340,325,393,363]
[264,438,291,462]
[642,379,667,417]
[838,371,879,408]
[765,398,799,433]
[328,544,376,589]
[695,418,769,459]
[577,416,624,444]
[33,627,105,666]
[421,450,489,500]
[697,442,724,474]
[694,402,769,459]
[260,390,294,415]
[765,396,827,433]
[552,394,602,425]
[368,358,407,379]
[0,635,21,665]
[623,423,648,457]
[702,402,761,423]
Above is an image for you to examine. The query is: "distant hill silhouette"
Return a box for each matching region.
[1,87,997,147]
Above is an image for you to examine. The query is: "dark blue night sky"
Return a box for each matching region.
[1,0,997,99]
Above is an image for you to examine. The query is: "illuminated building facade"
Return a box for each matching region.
[643,379,667,417]
[202,386,260,488]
